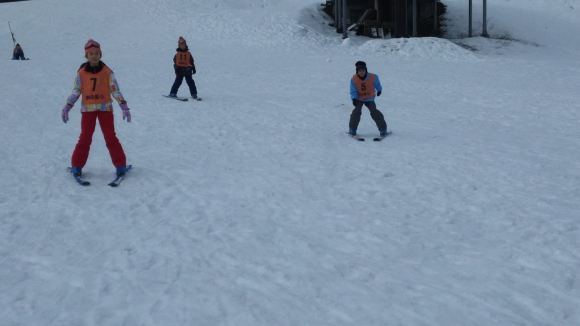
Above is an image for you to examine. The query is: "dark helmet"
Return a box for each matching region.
[355,61,367,70]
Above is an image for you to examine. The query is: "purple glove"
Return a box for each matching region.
[62,104,71,123]
[120,102,131,123]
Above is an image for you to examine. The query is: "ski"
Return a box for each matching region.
[346,132,365,141]
[373,131,392,141]
[163,95,188,101]
[192,97,202,101]
[66,167,90,186]
[108,165,132,187]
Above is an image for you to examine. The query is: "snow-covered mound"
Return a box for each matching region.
[359,37,478,60]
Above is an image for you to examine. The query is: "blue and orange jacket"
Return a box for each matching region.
[350,73,382,102]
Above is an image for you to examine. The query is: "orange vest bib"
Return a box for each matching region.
[175,51,192,67]
[352,73,376,100]
[79,66,112,105]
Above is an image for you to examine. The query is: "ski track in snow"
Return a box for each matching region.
[1,0,580,325]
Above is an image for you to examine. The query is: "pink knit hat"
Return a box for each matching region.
[84,39,102,57]
[178,36,186,45]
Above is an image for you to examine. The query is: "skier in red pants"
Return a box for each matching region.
[61,39,132,177]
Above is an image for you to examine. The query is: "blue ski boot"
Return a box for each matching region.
[71,166,82,177]
[348,128,357,136]
[116,166,127,176]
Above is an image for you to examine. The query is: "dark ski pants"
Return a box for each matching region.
[170,74,197,96]
[71,111,126,168]
[349,101,387,131]
[12,54,25,60]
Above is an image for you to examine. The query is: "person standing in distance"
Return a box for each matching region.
[61,39,131,177]
[349,61,387,137]
[167,36,199,100]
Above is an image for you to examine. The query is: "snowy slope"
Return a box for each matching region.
[1,0,579,325]
[444,0,580,58]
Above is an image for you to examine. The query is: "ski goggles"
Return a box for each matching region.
[84,40,101,49]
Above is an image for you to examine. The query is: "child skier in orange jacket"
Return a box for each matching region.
[167,36,200,100]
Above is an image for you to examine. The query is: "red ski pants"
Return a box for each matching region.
[71,111,126,168]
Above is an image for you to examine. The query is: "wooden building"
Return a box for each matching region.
[323,0,445,38]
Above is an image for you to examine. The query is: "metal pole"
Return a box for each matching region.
[482,0,489,37]
[342,0,348,39]
[8,22,16,47]
[412,0,417,37]
[336,0,341,33]
[333,0,337,31]
[433,0,437,35]
[404,0,408,37]
[468,0,472,37]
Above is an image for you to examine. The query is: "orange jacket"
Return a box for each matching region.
[351,73,376,100]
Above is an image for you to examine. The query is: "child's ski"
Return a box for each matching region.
[373,131,392,141]
[192,97,202,101]
[346,132,365,141]
[66,167,90,186]
[108,165,132,187]
[163,95,188,101]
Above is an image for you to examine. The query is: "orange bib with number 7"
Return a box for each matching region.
[352,73,376,100]
[79,66,112,105]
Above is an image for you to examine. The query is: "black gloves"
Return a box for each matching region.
[174,64,196,75]
[352,99,359,106]
[377,91,382,97]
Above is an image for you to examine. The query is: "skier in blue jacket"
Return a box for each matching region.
[349,61,387,136]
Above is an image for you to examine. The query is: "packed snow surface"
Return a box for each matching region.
[1,0,579,325]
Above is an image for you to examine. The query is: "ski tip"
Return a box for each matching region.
[373,132,392,141]
[346,132,365,141]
